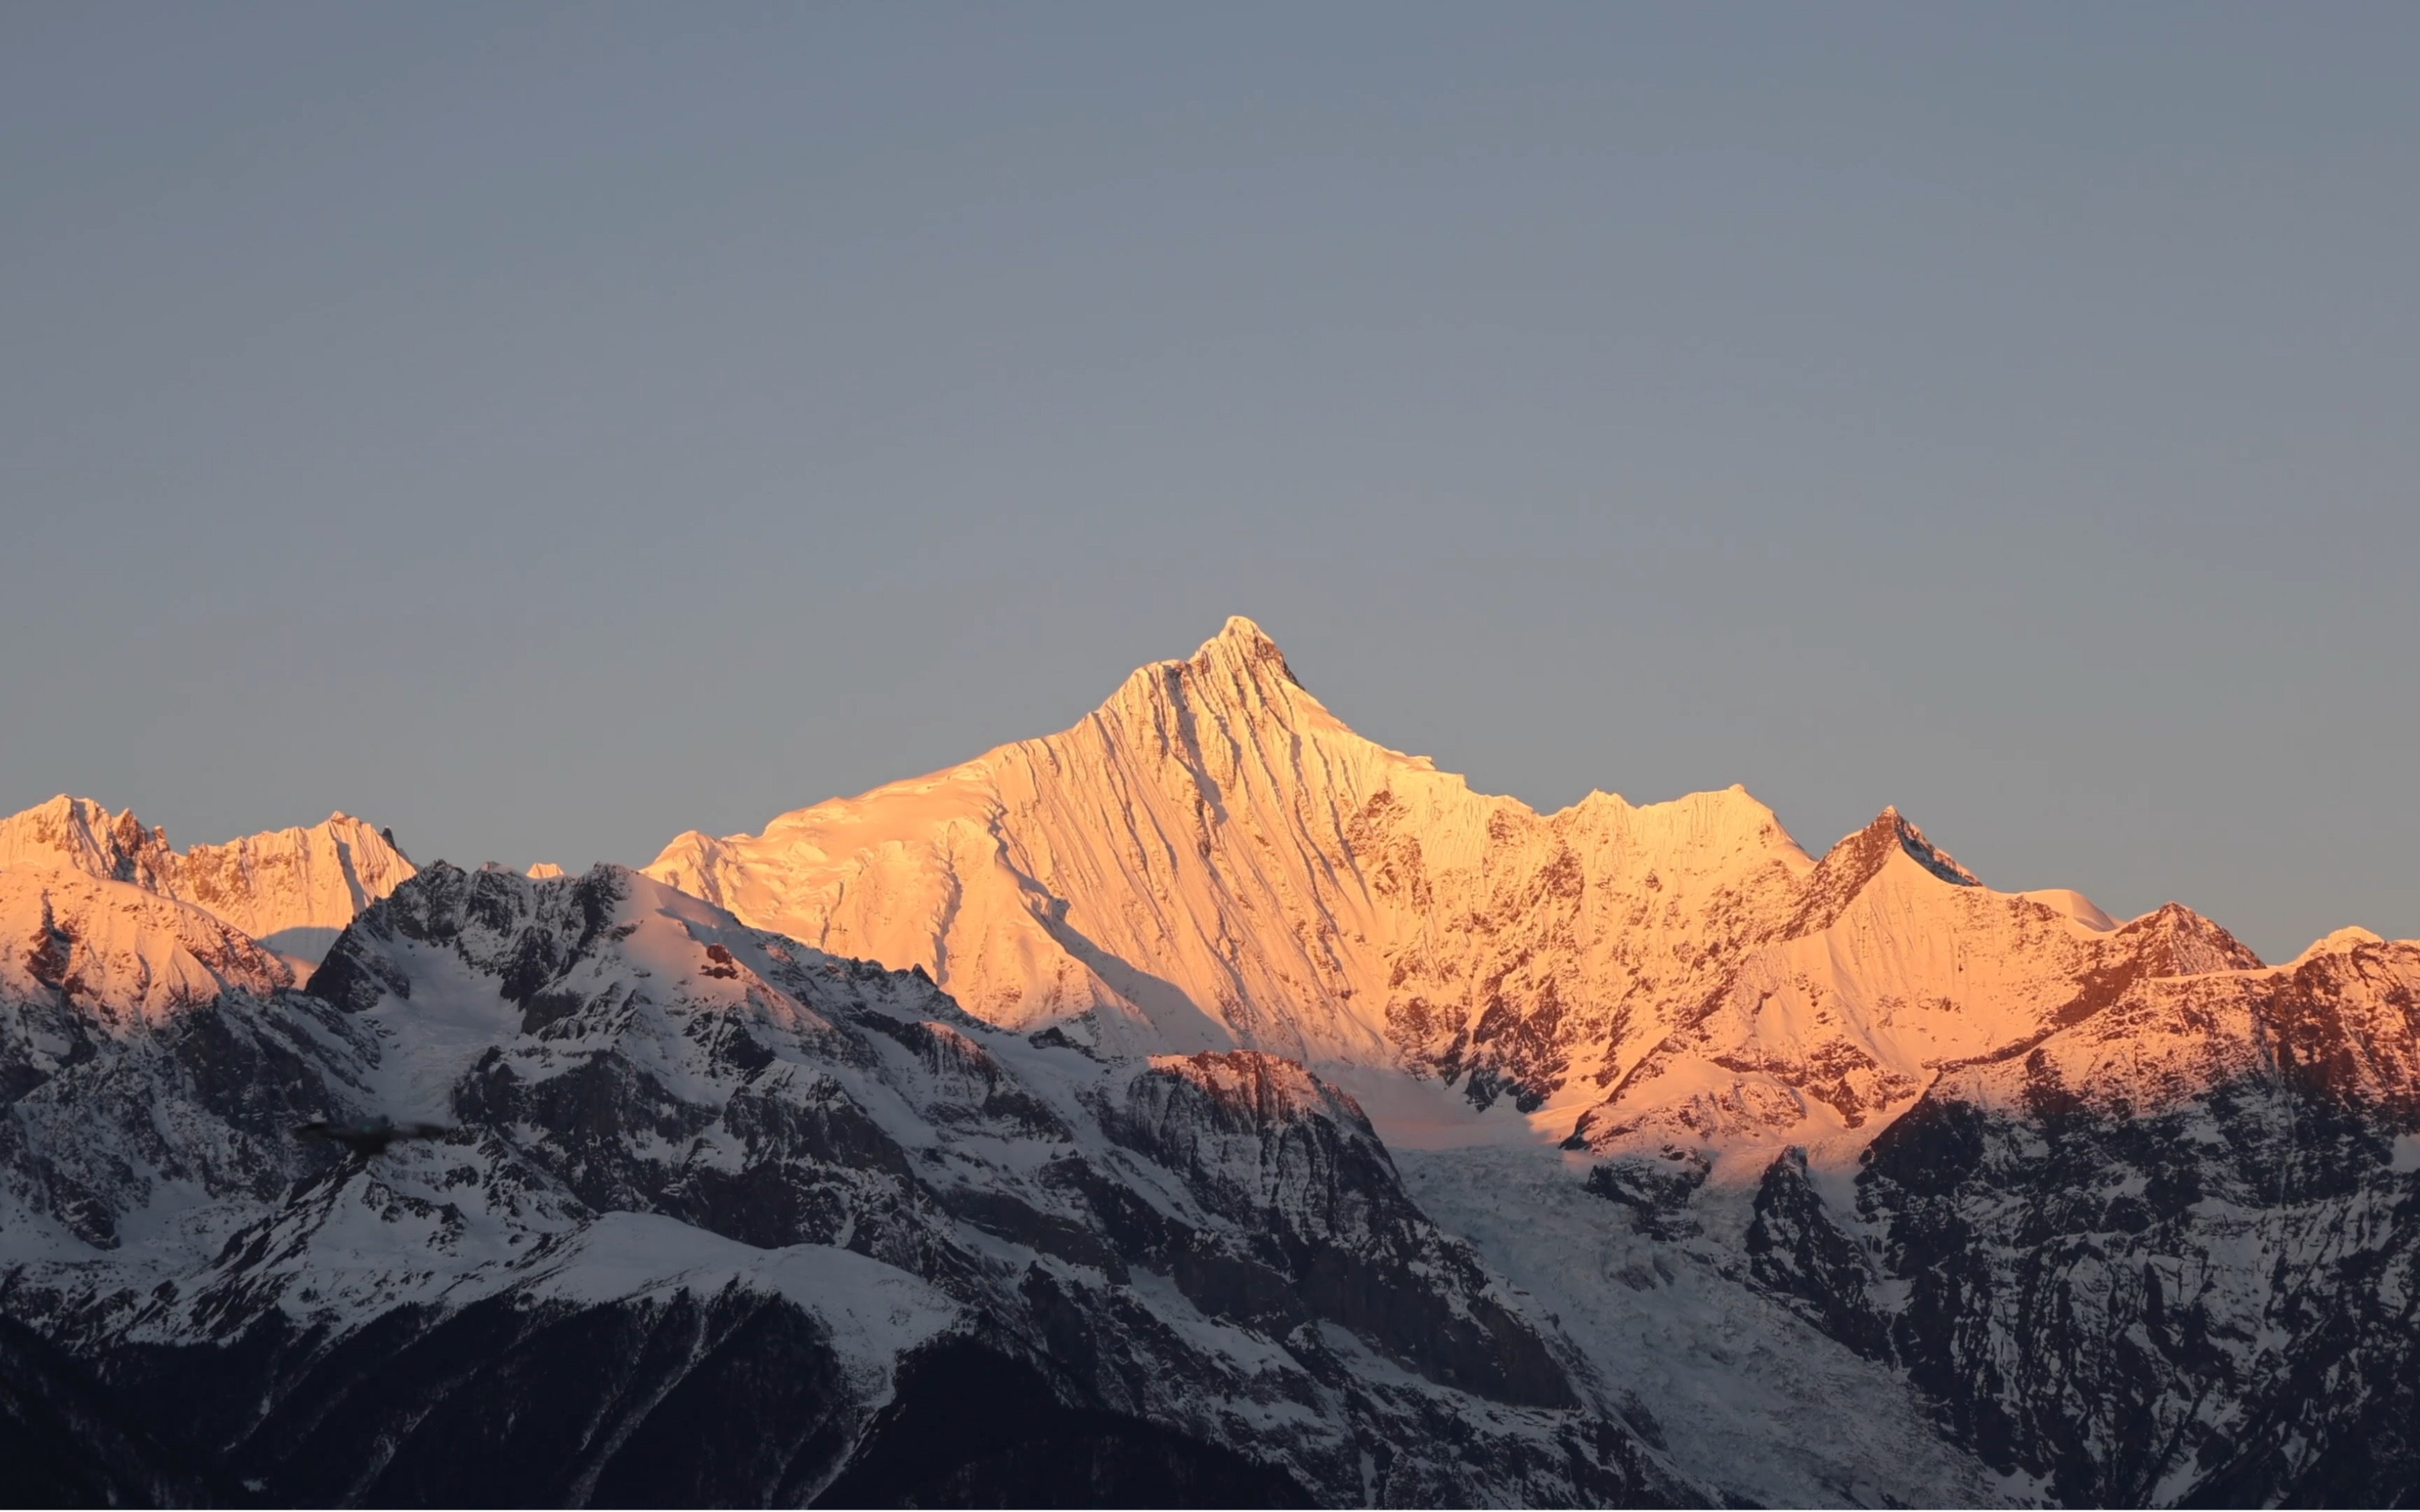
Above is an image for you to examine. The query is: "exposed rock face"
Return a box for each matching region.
[647,617,1817,1107]
[1743,932,2420,1506]
[0,863,1697,1507]
[638,617,2420,1507]
[636,622,2273,1162]
[8,619,2415,1506]
[0,795,416,961]
[0,869,369,1251]
[1571,812,2264,1174]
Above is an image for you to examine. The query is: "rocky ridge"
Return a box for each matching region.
[1571,811,2263,1178]
[0,795,416,964]
[0,861,1698,1507]
[5,616,2415,1506]
[1748,929,2420,1504]
[639,620,2286,1170]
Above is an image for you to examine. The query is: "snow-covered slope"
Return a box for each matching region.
[0,867,369,1259]
[1570,809,2263,1181]
[1749,929,2420,1505]
[8,615,2411,1506]
[0,795,415,963]
[632,615,2420,1506]
[648,617,1815,1108]
[1396,1141,2028,1508]
[642,619,2269,1167]
[0,863,295,1019]
[0,863,1698,1507]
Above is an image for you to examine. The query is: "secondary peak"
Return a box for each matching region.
[1875,807,1981,887]
[1794,807,1982,930]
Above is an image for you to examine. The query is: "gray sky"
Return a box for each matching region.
[3,3,2414,961]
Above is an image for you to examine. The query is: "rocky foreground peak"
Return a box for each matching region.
[0,856,1693,1505]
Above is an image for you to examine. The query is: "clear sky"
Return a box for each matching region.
[3,3,2414,960]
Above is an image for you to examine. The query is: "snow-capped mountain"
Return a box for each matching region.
[5,616,2415,1507]
[637,620,2276,1157]
[1570,809,2263,1178]
[0,866,338,1250]
[0,862,1696,1506]
[1753,928,2420,1505]
[0,795,416,965]
[636,617,2420,1505]
[646,616,1816,1107]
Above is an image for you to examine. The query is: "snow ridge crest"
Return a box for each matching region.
[0,794,416,953]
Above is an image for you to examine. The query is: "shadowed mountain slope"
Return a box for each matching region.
[0,861,1698,1507]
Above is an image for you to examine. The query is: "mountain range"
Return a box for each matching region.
[2,616,2412,1507]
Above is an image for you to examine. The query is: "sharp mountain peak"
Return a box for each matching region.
[1096,612,1312,731]
[1191,613,1299,683]
[11,620,2420,1510]
[0,794,416,960]
[1870,804,1982,887]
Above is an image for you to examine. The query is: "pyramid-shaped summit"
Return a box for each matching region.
[645,617,2253,1153]
[1085,615,1325,755]
[1191,613,1299,686]
[646,616,1822,1101]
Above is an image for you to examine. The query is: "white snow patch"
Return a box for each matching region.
[2288,926,2386,967]
[1320,1062,1559,1150]
[1396,1142,2028,1510]
[2018,888,2118,931]
[526,1212,959,1380]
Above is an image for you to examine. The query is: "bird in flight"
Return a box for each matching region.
[293,1116,452,1160]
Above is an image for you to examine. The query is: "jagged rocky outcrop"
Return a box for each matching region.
[1738,931,2420,1506]
[0,861,1698,1507]
[1569,809,2263,1174]
[0,867,367,1252]
[0,794,416,963]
